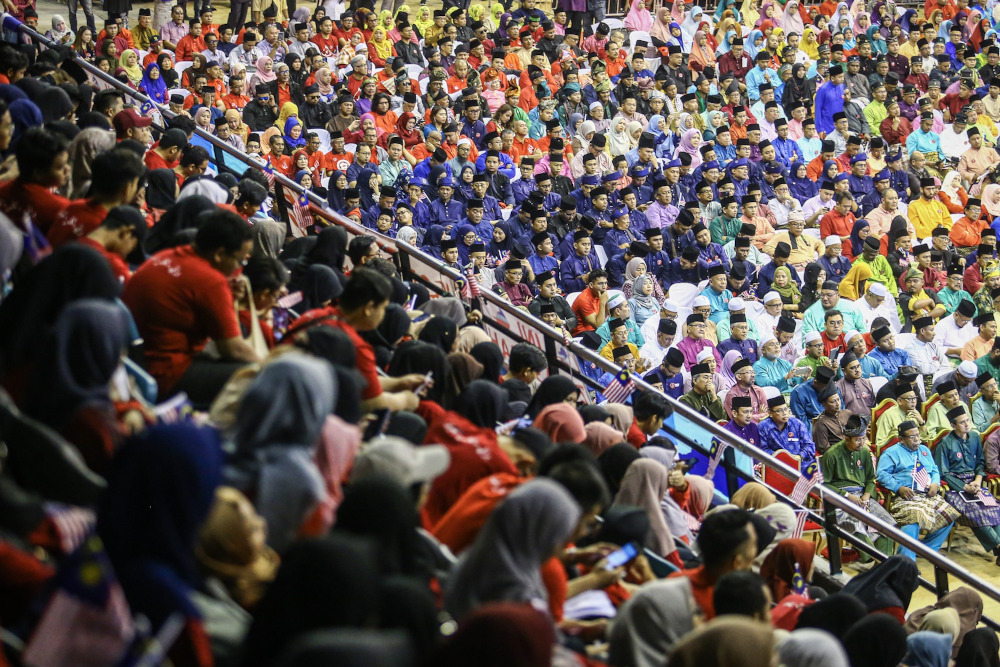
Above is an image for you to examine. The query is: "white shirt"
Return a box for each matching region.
[802,194,835,222]
[768,197,803,230]
[940,128,972,160]
[857,294,902,333]
[933,313,976,355]
[640,338,672,369]
[903,336,950,377]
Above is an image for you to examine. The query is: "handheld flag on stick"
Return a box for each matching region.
[603,369,635,404]
[703,437,730,479]
[791,509,809,539]
[911,459,932,491]
[790,461,825,504]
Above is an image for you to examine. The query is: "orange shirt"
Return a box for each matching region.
[509,135,538,165]
[820,209,856,240]
[668,566,718,619]
[950,215,989,248]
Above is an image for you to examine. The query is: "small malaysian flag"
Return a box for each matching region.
[153,392,192,424]
[287,191,312,236]
[139,100,154,115]
[791,562,807,595]
[276,291,303,309]
[603,369,635,404]
[403,294,417,311]
[790,461,825,504]
[791,509,809,539]
[561,326,573,346]
[262,162,276,189]
[704,437,730,479]
[466,265,482,297]
[912,458,932,491]
[43,504,96,554]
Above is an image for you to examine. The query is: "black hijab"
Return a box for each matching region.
[0,244,120,376]
[306,226,348,276]
[238,535,380,667]
[360,303,411,368]
[795,592,868,639]
[454,379,507,428]
[841,613,909,667]
[469,341,503,383]
[157,53,179,87]
[146,168,178,210]
[418,316,458,353]
[841,555,919,612]
[956,628,1000,667]
[388,340,450,405]
[292,264,342,312]
[145,195,216,254]
[801,262,824,305]
[598,444,642,497]
[333,477,425,578]
[579,405,611,424]
[525,375,580,418]
[291,324,357,369]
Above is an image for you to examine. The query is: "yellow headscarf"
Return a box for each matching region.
[378,10,393,29]
[413,6,434,37]
[274,102,299,131]
[801,26,819,59]
[468,4,484,21]
[121,49,143,85]
[370,27,393,61]
[839,262,874,301]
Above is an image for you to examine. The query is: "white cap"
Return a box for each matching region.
[824,235,841,246]
[868,282,889,297]
[759,333,778,347]
[697,348,714,362]
[608,293,627,310]
[692,295,711,308]
[959,360,978,379]
[662,299,679,313]
[764,291,782,303]
[804,330,822,343]
[844,330,862,341]
[728,297,746,311]
[350,437,451,486]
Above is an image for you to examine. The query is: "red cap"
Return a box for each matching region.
[112,108,153,135]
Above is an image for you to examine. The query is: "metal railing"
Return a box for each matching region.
[8,12,1000,619]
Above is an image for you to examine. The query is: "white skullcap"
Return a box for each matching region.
[824,235,841,246]
[697,348,714,362]
[759,333,778,347]
[662,300,679,312]
[728,297,746,311]
[608,293,627,310]
[692,295,711,308]
[804,330,822,343]
[868,282,889,297]
[764,291,782,303]
[959,360,978,379]
[844,330,862,341]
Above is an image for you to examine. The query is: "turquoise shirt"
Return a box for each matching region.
[802,298,866,336]
[700,286,733,324]
[754,355,793,393]
[876,443,941,493]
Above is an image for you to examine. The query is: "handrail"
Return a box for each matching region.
[9,14,1000,611]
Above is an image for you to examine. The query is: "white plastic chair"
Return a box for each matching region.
[870,375,888,394]
[669,283,701,309]
[168,87,191,99]
[419,78,429,94]
[604,18,624,29]
[628,31,651,51]
[566,291,581,306]
[595,245,608,267]
[174,61,194,75]
[312,128,331,152]
[762,385,781,400]
[894,332,916,350]
[405,63,423,80]
[344,143,357,153]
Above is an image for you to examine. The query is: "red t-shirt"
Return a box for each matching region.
[75,237,131,285]
[668,565,717,619]
[0,179,71,234]
[310,33,339,56]
[47,200,109,247]
[288,306,382,402]
[144,149,175,171]
[571,287,600,336]
[122,245,240,397]
[431,472,524,554]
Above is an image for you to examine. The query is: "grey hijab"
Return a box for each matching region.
[608,579,697,667]
[251,218,286,259]
[777,629,850,667]
[64,127,116,199]
[226,353,336,552]
[444,478,581,620]
[754,502,797,565]
[421,296,467,327]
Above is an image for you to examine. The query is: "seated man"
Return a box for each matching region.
[924,380,971,436]
[790,365,839,424]
[935,407,1000,563]
[876,420,960,560]
[599,317,642,368]
[820,414,899,561]
[973,372,1000,434]
[875,383,926,451]
[679,361,726,421]
[759,395,817,468]
[723,359,769,422]
[676,314,722,371]
[869,325,914,377]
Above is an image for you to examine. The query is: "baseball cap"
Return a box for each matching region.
[350,437,450,486]
[113,108,153,134]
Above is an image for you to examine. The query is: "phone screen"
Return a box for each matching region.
[604,542,639,570]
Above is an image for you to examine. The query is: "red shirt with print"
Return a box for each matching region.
[0,179,71,234]
[47,200,108,247]
[75,237,131,284]
[122,245,240,397]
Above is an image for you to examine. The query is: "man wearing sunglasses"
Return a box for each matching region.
[243,83,278,132]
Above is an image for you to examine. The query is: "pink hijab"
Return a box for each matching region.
[533,403,587,443]
[583,422,627,457]
[625,0,654,32]
[612,459,677,557]
[678,129,704,169]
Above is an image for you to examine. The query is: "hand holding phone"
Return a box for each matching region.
[603,542,640,570]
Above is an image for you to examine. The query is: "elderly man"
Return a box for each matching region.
[763,211,824,270]
[845,331,890,380]
[857,282,902,333]
[680,361,727,420]
[958,126,1000,184]
[934,360,981,403]
[677,314,721,371]
[724,359,769,421]
[837,352,877,415]
[876,384,926,450]
[876,420,959,560]
[934,299,977,359]
[754,335,798,395]
[821,414,899,561]
[936,407,1000,562]
[903,316,951,394]
[802,280,867,335]
[973,372,1000,433]
[759,395,817,467]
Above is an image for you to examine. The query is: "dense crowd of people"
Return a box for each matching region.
[6,0,1000,663]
